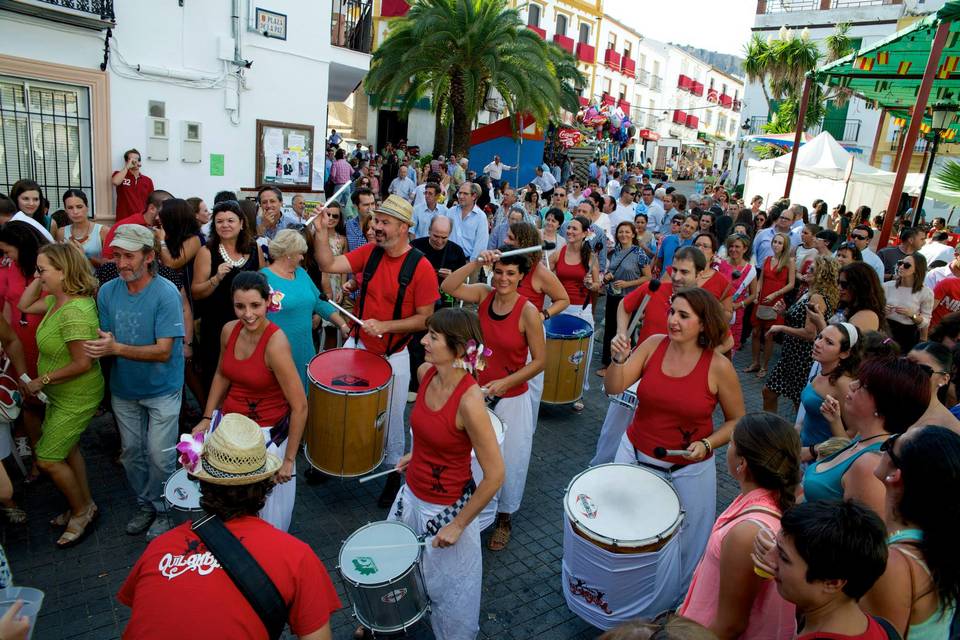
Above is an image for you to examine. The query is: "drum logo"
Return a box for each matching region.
[174,487,189,501]
[333,374,370,388]
[352,556,378,576]
[381,588,408,604]
[575,493,598,519]
[568,577,612,614]
[375,411,388,431]
[568,350,585,365]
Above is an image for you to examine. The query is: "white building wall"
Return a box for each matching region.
[0,0,356,210]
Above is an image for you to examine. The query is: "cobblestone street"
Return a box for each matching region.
[2,292,792,639]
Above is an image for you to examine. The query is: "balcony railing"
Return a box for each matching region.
[637,69,650,86]
[651,76,663,92]
[757,0,899,13]
[747,115,768,135]
[332,0,373,53]
[811,118,862,142]
[553,34,575,54]
[576,41,596,64]
[0,0,114,29]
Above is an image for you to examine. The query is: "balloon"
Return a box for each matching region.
[627,125,637,138]
[610,115,622,129]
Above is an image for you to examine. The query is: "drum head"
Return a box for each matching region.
[308,348,393,391]
[544,314,592,340]
[340,521,421,586]
[471,409,506,460]
[564,463,681,547]
[164,468,200,510]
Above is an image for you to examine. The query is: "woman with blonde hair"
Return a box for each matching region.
[19,242,104,547]
[745,231,795,378]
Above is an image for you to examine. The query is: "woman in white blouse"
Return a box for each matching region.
[882,252,934,353]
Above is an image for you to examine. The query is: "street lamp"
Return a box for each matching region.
[913,107,957,226]
[734,122,751,188]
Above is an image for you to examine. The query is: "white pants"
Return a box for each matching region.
[345,338,410,465]
[527,369,544,426]
[560,304,595,393]
[389,484,481,640]
[590,400,633,467]
[491,392,534,515]
[259,428,294,532]
[614,434,716,601]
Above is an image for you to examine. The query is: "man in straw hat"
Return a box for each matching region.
[313,195,438,507]
[118,413,340,639]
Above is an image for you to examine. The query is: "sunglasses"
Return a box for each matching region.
[897,260,913,269]
[839,242,857,251]
[880,433,902,468]
[914,362,948,377]
[851,234,869,241]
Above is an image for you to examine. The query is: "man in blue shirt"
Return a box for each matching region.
[85,225,185,540]
[488,206,525,250]
[635,185,666,235]
[849,224,885,282]
[345,188,376,252]
[446,181,489,262]
[388,165,417,203]
[753,207,799,266]
[656,214,697,273]
[411,182,446,239]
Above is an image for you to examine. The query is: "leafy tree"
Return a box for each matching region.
[365,0,585,156]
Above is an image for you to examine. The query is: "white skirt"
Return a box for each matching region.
[590,400,633,467]
[491,391,535,515]
[388,484,481,640]
[259,427,294,532]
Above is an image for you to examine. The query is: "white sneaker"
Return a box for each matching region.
[146,513,175,540]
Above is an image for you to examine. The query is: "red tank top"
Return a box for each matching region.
[221,322,289,426]
[517,261,546,310]
[406,367,476,504]
[555,246,588,305]
[626,338,717,465]
[478,291,529,397]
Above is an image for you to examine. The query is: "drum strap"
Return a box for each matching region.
[356,246,425,356]
[421,479,477,538]
[192,513,287,640]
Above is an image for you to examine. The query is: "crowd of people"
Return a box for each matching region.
[1,143,960,640]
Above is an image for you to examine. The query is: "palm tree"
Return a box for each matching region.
[938,160,960,193]
[365,0,585,156]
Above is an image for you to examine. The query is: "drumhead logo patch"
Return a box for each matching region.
[381,588,408,604]
[333,374,370,388]
[352,556,378,576]
[568,577,612,614]
[575,493,598,519]
[568,350,585,365]
[174,487,189,501]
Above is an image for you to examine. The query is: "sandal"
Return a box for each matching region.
[572,401,585,412]
[487,518,512,552]
[743,364,760,373]
[757,368,767,379]
[2,507,27,525]
[56,503,99,549]
[50,509,72,527]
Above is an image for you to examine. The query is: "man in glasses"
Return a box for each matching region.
[849,224,885,282]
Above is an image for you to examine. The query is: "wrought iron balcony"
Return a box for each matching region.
[0,0,114,29]
[651,76,663,92]
[637,69,650,86]
[810,118,862,142]
[332,0,373,54]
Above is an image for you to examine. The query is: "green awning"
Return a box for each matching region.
[813,1,960,125]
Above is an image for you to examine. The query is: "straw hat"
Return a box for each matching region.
[375,194,413,225]
[192,414,281,485]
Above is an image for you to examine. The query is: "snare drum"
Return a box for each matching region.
[163,468,202,525]
[305,349,393,477]
[338,521,430,634]
[561,463,685,629]
[608,380,639,410]
[470,409,507,531]
[541,315,593,405]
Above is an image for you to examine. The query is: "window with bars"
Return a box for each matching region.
[0,77,94,212]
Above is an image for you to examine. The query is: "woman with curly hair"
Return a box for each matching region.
[861,425,960,638]
[763,255,839,413]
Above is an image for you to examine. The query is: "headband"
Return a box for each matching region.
[839,322,859,347]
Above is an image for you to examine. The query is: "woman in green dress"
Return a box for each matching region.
[20,243,104,547]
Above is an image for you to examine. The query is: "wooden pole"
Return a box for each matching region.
[877,21,950,248]
[783,75,813,199]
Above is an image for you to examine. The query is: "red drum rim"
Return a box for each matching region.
[563,463,683,549]
[308,348,393,392]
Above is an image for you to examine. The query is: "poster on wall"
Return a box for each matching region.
[255,119,315,191]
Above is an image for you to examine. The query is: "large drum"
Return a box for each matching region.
[561,464,685,629]
[469,409,507,531]
[541,315,593,405]
[305,348,393,477]
[163,468,202,525]
[338,521,430,634]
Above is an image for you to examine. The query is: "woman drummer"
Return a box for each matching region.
[606,287,745,598]
[441,249,546,552]
[386,308,504,640]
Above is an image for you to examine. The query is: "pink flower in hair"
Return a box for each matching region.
[176,433,205,474]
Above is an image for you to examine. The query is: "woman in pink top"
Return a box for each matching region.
[679,412,800,639]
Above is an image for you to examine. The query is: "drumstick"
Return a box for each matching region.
[625,279,661,338]
[327,299,383,339]
[348,541,429,551]
[303,181,353,229]
[653,447,693,459]
[358,467,401,483]
[477,242,556,263]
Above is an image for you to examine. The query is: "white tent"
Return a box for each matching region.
[743,131,901,214]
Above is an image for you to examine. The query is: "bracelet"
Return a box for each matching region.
[542,309,551,320]
[700,438,712,454]
[202,416,212,421]
[612,354,628,365]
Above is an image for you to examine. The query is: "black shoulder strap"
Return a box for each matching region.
[354,245,386,341]
[384,247,424,356]
[192,514,287,640]
[872,616,903,640]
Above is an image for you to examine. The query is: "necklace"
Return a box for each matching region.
[219,244,247,268]
[856,432,888,446]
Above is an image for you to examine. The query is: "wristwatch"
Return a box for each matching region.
[41,374,51,386]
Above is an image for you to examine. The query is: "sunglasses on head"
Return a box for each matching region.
[897,259,912,269]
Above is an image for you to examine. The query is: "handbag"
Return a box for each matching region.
[191,513,288,639]
[756,304,778,321]
[0,354,22,421]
